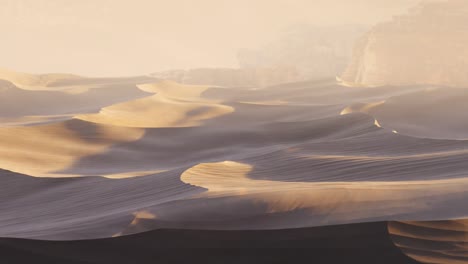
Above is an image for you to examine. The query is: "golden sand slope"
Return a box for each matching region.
[137,80,211,97]
[177,161,468,226]
[0,119,144,177]
[0,73,154,126]
[76,81,234,128]
[0,67,81,90]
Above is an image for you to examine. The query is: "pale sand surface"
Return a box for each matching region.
[0,70,467,246]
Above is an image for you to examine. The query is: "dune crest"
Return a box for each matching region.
[0,68,81,90]
[137,80,211,97]
[0,119,144,177]
[178,160,468,227]
[76,81,234,128]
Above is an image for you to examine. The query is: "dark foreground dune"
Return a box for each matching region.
[0,222,418,264]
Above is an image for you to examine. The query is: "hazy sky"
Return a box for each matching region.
[0,0,422,76]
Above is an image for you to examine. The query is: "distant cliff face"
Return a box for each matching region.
[238,25,367,81]
[151,25,366,87]
[341,0,468,87]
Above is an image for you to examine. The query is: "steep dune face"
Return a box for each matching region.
[389,220,468,264]
[0,120,144,177]
[341,0,468,87]
[76,81,234,128]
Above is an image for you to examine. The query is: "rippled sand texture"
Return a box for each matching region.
[389,220,468,264]
[0,68,467,244]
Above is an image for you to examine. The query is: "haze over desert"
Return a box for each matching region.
[1,1,467,263]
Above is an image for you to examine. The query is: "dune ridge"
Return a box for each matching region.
[0,69,467,257]
[76,81,234,128]
[0,119,144,177]
[0,68,82,90]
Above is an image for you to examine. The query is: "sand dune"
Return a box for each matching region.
[76,81,234,128]
[161,160,468,231]
[389,220,468,264]
[0,68,157,91]
[0,168,201,239]
[0,119,144,177]
[0,70,156,127]
[0,68,81,90]
[341,87,468,139]
[0,71,467,264]
[2,0,466,262]
[0,80,151,121]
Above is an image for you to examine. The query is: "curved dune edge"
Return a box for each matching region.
[238,100,289,106]
[0,75,153,124]
[75,94,234,128]
[0,119,144,177]
[340,101,385,116]
[335,76,380,88]
[112,210,158,237]
[103,170,168,179]
[178,161,468,224]
[388,220,468,264]
[181,160,468,194]
[0,115,74,127]
[0,67,81,90]
[137,80,214,98]
[76,81,234,128]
